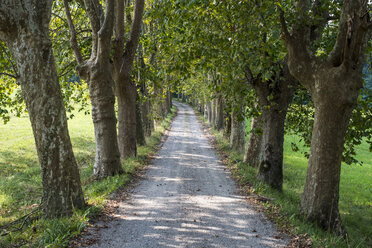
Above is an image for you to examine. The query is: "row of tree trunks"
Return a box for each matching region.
[1,0,85,217]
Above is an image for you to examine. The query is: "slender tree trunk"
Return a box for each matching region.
[211,99,217,128]
[207,101,212,124]
[142,99,152,137]
[168,90,172,110]
[204,104,208,120]
[216,95,224,131]
[136,92,146,146]
[230,106,245,152]
[224,113,232,140]
[244,115,263,167]
[0,0,85,216]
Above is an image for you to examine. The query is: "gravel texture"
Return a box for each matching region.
[86,101,288,248]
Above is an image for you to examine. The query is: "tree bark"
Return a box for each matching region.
[0,0,85,216]
[136,92,146,146]
[280,0,371,232]
[223,113,232,140]
[211,99,217,128]
[300,74,356,232]
[230,106,245,152]
[244,115,263,167]
[84,62,123,176]
[207,101,212,124]
[116,76,138,158]
[216,95,224,131]
[203,104,208,120]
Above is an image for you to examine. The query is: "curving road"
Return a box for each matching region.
[86,101,288,248]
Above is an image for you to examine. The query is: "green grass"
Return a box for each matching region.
[199,114,372,248]
[0,106,176,247]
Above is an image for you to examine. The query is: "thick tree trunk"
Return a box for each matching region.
[85,63,123,177]
[116,75,137,158]
[1,1,85,216]
[230,107,245,152]
[298,67,361,233]
[244,115,263,167]
[136,92,146,146]
[257,104,288,190]
[216,95,224,131]
[250,60,297,191]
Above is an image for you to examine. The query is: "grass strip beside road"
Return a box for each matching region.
[0,106,177,248]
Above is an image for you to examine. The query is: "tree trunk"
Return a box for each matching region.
[0,0,85,216]
[168,90,172,110]
[244,115,263,167]
[207,101,212,124]
[204,104,208,120]
[216,95,224,131]
[141,94,152,137]
[116,75,137,158]
[211,99,217,128]
[224,113,232,140]
[249,60,297,191]
[296,66,361,233]
[136,92,146,146]
[84,63,123,177]
[230,107,245,152]
[257,103,288,190]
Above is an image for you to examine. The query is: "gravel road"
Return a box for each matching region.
[86,101,288,248]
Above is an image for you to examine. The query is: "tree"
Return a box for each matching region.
[280,0,371,233]
[64,0,123,178]
[112,0,145,158]
[0,0,85,216]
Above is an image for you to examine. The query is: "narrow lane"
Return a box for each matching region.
[87,101,287,248]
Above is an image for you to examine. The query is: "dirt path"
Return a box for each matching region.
[86,102,288,248]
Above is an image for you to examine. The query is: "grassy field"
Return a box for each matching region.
[0,106,176,247]
[205,117,372,248]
